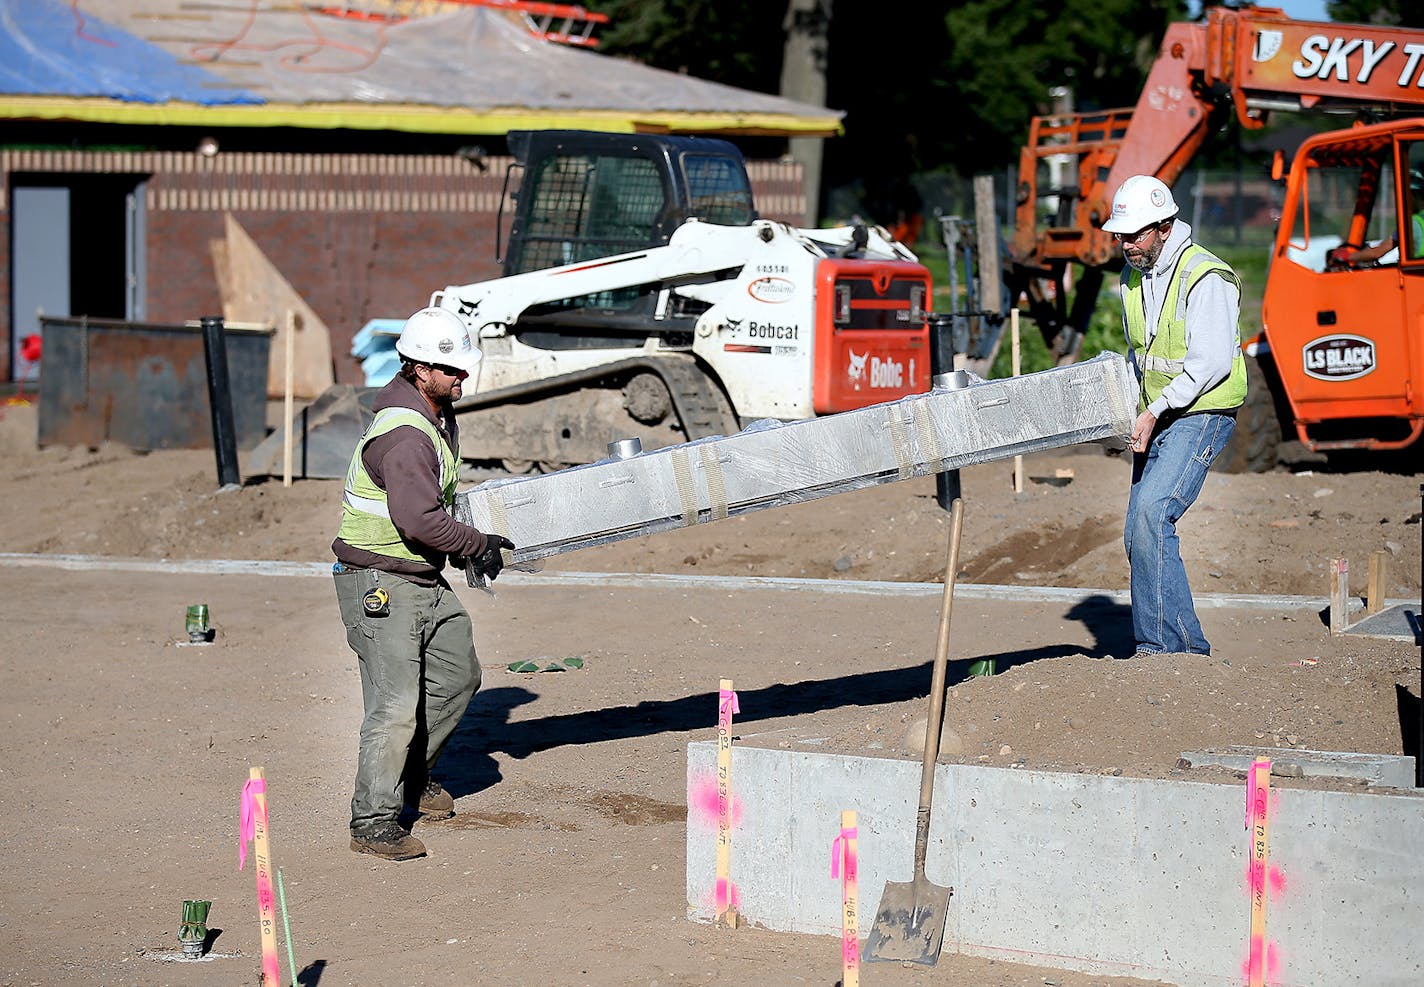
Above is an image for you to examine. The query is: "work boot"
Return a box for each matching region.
[408,780,455,820]
[350,822,426,861]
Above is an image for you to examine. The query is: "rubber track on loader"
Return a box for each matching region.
[652,354,741,439]
[452,353,740,441]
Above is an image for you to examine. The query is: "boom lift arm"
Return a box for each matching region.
[1010,5,1424,362]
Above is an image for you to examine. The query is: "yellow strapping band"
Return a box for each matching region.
[912,397,942,472]
[672,448,699,527]
[487,494,512,544]
[700,446,730,521]
[886,410,915,481]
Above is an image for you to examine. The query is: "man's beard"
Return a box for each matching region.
[1126,241,1164,272]
[420,377,460,408]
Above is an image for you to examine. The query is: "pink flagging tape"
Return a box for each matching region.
[830,825,858,878]
[238,777,267,871]
[833,810,860,987]
[719,686,740,718]
[243,769,282,987]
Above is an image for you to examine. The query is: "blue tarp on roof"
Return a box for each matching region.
[0,0,260,104]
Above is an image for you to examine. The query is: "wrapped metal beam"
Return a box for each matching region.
[455,353,1137,563]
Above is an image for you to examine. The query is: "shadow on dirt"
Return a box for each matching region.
[1397,683,1421,774]
[440,593,1136,798]
[1064,593,1137,657]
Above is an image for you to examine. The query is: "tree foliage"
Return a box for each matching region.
[590,0,785,93]
[931,1,1185,166]
[588,1,1188,220]
[1325,0,1422,25]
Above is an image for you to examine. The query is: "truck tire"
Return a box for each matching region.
[1213,355,1280,474]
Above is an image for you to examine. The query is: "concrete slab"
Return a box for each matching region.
[1345,602,1422,643]
[1179,745,1417,788]
[0,551,1391,615]
[688,741,1424,987]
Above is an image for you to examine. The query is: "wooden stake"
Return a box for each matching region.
[972,175,1002,370]
[241,767,282,987]
[833,809,860,987]
[282,310,297,488]
[1011,307,1023,493]
[1246,758,1272,987]
[1329,557,1349,634]
[715,679,740,929]
[1367,549,1389,614]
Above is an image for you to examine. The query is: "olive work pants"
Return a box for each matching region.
[334,566,481,836]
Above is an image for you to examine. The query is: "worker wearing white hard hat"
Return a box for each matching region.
[1102,174,1179,235]
[1106,175,1247,660]
[331,305,514,861]
[393,306,484,375]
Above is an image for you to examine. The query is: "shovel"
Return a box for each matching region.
[863,496,964,965]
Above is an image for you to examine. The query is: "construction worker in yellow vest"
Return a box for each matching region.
[332,307,515,861]
[1103,175,1247,659]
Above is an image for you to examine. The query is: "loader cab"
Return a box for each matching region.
[499,130,756,340]
[1265,119,1424,453]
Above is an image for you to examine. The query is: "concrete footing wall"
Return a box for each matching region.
[686,741,1424,987]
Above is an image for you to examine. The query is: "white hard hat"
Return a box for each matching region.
[395,307,482,373]
[1102,175,1179,234]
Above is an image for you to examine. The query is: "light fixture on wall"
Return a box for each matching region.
[456,145,488,172]
[197,136,220,158]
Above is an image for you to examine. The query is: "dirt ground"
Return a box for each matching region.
[1,397,1421,987]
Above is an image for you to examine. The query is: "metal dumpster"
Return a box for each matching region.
[37,316,274,451]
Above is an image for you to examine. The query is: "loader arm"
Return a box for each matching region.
[434,217,915,337]
[433,220,775,333]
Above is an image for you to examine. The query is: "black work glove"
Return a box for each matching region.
[473,534,516,582]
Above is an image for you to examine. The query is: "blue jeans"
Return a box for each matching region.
[334,567,481,835]
[1124,412,1236,655]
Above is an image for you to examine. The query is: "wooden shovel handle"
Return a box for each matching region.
[914,497,964,868]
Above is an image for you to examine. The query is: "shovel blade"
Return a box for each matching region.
[861,878,952,965]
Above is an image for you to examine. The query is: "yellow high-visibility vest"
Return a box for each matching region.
[1123,243,1246,414]
[337,408,458,563]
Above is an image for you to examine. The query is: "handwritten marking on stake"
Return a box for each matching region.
[715,679,740,929]
[831,810,860,987]
[1245,758,1272,987]
[240,768,282,987]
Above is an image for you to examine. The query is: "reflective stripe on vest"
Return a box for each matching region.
[1122,243,1247,414]
[337,407,459,563]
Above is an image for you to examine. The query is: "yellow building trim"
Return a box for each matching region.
[0,97,843,138]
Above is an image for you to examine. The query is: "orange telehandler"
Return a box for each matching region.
[1010,5,1424,471]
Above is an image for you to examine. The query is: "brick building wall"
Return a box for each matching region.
[1,149,805,384]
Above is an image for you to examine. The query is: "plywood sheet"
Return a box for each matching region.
[211,213,335,400]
